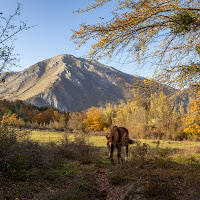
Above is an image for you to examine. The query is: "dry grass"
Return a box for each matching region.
[30,130,107,147]
[108,141,200,200]
[30,130,200,153]
[2,129,200,200]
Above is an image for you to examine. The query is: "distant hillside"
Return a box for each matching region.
[0,54,174,112]
[170,87,197,109]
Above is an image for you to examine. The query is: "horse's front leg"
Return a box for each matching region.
[108,143,115,165]
[107,142,110,156]
[117,146,122,164]
[125,145,128,162]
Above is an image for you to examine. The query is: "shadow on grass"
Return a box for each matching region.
[0,127,104,200]
[108,142,200,200]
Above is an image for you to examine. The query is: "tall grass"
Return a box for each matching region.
[109,141,200,200]
[1,128,200,200]
[0,127,102,182]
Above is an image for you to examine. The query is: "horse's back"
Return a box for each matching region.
[118,127,129,137]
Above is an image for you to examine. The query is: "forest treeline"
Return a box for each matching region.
[0,89,199,140]
[0,100,70,130]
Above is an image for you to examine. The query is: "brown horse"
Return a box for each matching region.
[106,125,134,165]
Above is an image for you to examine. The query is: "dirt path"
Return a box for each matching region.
[91,168,145,200]
[91,168,109,200]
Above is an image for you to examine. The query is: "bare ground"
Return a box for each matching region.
[91,167,147,200]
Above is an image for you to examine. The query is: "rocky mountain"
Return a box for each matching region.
[170,87,198,109]
[0,54,173,112]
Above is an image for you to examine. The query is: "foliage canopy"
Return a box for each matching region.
[184,91,200,136]
[83,106,108,131]
[72,0,200,88]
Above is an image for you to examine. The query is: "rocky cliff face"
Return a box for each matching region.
[0,54,171,112]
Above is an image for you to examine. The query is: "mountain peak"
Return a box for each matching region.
[52,54,76,60]
[0,54,173,112]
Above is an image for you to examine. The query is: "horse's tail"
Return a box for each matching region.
[128,139,135,144]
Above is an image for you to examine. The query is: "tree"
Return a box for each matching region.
[0,4,29,82]
[149,92,173,138]
[67,111,86,131]
[83,107,108,131]
[72,0,200,88]
[59,113,66,130]
[1,113,18,126]
[98,103,117,126]
[34,107,55,124]
[183,91,200,137]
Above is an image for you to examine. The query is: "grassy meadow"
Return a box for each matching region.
[30,130,200,164]
[30,130,107,147]
[1,129,200,200]
[30,130,200,151]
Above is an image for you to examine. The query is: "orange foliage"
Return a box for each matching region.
[1,113,18,126]
[34,107,60,124]
[184,92,200,136]
[83,107,108,131]
[53,111,60,122]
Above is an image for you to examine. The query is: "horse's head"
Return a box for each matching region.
[106,134,114,143]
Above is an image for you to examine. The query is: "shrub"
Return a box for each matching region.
[0,126,101,182]
[0,126,29,180]
[175,131,188,141]
[131,141,149,162]
[60,136,101,164]
[0,126,63,180]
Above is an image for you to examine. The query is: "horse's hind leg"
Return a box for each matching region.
[125,145,128,161]
[117,147,122,164]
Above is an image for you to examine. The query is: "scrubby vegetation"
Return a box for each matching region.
[0,88,200,199]
[1,125,200,199]
[108,141,200,200]
[0,125,103,199]
[0,126,100,180]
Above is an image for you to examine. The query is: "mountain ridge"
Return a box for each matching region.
[0,54,173,112]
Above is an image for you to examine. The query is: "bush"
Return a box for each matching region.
[131,141,149,162]
[0,126,26,179]
[175,131,188,141]
[0,126,64,180]
[60,136,101,164]
[0,126,101,181]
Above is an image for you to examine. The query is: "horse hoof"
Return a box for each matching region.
[118,158,123,164]
[111,161,115,165]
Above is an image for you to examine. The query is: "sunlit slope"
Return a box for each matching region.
[0,54,174,112]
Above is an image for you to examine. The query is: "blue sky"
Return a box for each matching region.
[1,0,153,77]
